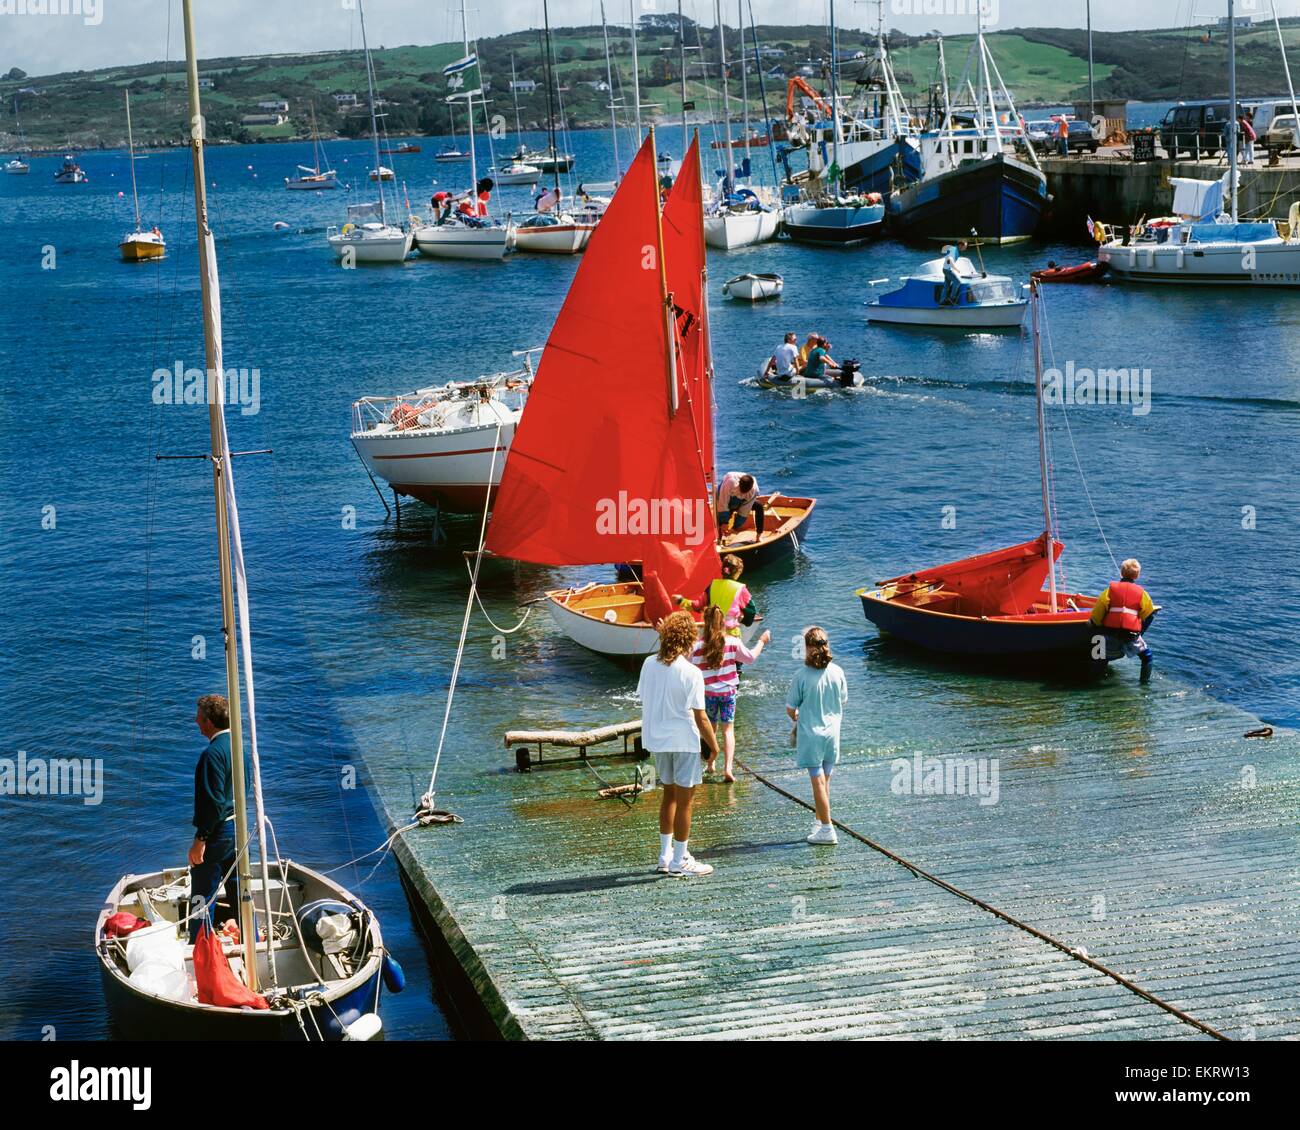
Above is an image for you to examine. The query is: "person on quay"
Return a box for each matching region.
[787,627,848,846]
[1239,109,1257,166]
[188,693,241,943]
[1056,115,1070,157]
[716,471,766,544]
[639,612,720,877]
[680,553,757,637]
[761,332,802,383]
[1089,557,1156,676]
[691,605,770,782]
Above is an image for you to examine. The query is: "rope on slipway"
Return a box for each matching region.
[734,757,1231,1042]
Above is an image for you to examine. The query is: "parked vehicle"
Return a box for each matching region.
[1019,120,1054,153]
[1262,112,1299,155]
[1160,102,1231,158]
[1065,119,1100,154]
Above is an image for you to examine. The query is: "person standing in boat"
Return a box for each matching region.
[188,694,240,942]
[680,553,757,635]
[716,471,766,543]
[690,606,770,783]
[640,612,720,877]
[1089,558,1155,675]
[787,627,848,846]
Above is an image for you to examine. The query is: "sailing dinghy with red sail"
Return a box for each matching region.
[856,280,1156,669]
[486,131,753,656]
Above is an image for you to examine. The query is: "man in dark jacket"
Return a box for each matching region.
[189,694,239,942]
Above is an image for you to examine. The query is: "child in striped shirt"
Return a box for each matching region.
[690,605,770,781]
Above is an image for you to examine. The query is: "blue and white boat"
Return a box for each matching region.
[866,248,1028,328]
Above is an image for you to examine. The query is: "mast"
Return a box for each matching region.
[717,0,732,189]
[180,0,260,989]
[679,1,689,147]
[1086,0,1095,119]
[828,0,841,194]
[357,0,387,224]
[976,7,999,142]
[125,90,141,230]
[510,53,523,138]
[628,2,644,143]
[600,4,622,178]
[1228,0,1239,222]
[1031,281,1057,613]
[460,0,479,201]
[541,0,559,191]
[649,126,677,417]
[738,1,750,150]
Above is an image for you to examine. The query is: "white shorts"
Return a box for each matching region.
[653,750,703,789]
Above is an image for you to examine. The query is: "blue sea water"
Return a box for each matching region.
[1,121,1297,1040]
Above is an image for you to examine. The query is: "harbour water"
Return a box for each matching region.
[1,125,1296,1039]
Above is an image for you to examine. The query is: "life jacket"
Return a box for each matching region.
[1102,580,1146,632]
[707,577,746,632]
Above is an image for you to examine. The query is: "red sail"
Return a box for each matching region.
[486,134,720,603]
[880,535,1064,616]
[661,134,714,491]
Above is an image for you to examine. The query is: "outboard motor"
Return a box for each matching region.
[838,360,861,388]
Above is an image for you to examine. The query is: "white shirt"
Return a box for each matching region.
[716,470,758,510]
[637,654,704,754]
[774,342,799,376]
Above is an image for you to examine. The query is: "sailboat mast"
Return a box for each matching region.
[455,0,479,199]
[357,0,387,224]
[1228,0,1239,222]
[510,53,523,137]
[976,8,999,142]
[1031,282,1058,613]
[631,2,643,141]
[649,127,678,418]
[738,1,750,148]
[828,0,841,192]
[125,90,141,230]
[541,0,559,191]
[717,0,732,183]
[599,5,621,178]
[180,0,259,988]
[679,0,689,146]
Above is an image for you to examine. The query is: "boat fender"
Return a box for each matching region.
[343,1013,384,1042]
[382,952,406,993]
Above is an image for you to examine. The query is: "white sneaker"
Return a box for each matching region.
[669,854,714,877]
[810,818,823,837]
[807,823,838,845]
[656,855,672,874]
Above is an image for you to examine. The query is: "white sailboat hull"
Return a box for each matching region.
[285,174,339,190]
[414,224,512,260]
[513,221,594,254]
[327,227,413,262]
[703,208,780,249]
[1099,238,1300,286]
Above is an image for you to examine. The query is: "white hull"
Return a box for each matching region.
[285,174,338,190]
[414,224,512,260]
[722,273,783,301]
[496,165,542,185]
[703,208,780,250]
[513,222,594,255]
[327,228,413,263]
[4,161,30,174]
[867,301,1028,327]
[1099,239,1300,286]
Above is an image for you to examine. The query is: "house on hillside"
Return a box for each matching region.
[198,77,215,90]
[510,79,537,93]
[332,92,359,108]
[241,112,287,126]
[257,100,289,113]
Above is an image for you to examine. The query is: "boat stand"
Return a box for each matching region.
[504,721,645,773]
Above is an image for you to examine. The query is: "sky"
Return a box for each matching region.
[1,1,1294,78]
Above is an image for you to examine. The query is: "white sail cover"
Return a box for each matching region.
[1170,174,1227,221]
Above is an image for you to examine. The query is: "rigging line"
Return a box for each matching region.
[423,419,506,802]
[461,555,533,634]
[734,756,1231,1041]
[1038,286,1120,575]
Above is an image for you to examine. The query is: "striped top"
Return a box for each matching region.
[689,637,757,696]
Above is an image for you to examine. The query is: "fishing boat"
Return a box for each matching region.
[382,141,421,154]
[414,3,513,262]
[350,361,534,513]
[118,91,166,262]
[325,1,412,264]
[887,20,1047,244]
[5,96,30,173]
[54,154,87,183]
[284,105,338,189]
[484,132,813,656]
[711,129,770,149]
[510,0,595,257]
[856,281,1156,669]
[98,0,400,1042]
[722,272,783,301]
[701,2,780,250]
[866,251,1027,328]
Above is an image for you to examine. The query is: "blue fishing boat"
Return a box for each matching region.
[867,248,1027,328]
[783,194,886,245]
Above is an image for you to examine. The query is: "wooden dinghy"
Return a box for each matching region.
[717,493,815,569]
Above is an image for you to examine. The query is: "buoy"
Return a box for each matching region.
[342,1012,383,1042]
[272,221,290,231]
[382,952,406,993]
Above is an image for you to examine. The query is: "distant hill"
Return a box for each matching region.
[2,17,1297,150]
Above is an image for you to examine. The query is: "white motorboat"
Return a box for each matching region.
[351,364,533,513]
[54,155,87,183]
[367,165,394,181]
[512,211,594,254]
[866,251,1028,327]
[413,214,512,260]
[494,160,542,185]
[722,272,783,301]
[327,203,413,263]
[3,158,29,174]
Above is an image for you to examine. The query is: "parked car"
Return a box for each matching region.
[1019,119,1054,153]
[1160,101,1231,158]
[1262,112,1299,155]
[1065,119,1100,153]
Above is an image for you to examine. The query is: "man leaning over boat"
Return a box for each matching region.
[1090,558,1156,677]
[188,694,240,943]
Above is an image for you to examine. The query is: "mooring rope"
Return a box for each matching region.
[734,757,1231,1041]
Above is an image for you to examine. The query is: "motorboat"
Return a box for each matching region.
[495,160,542,185]
[867,250,1027,327]
[54,155,87,183]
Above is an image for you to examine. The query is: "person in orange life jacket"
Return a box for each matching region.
[716,470,765,543]
[1089,557,1155,667]
[188,693,240,944]
[678,553,757,637]
[1057,116,1070,157]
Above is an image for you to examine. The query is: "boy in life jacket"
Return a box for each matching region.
[1089,557,1155,670]
[678,554,757,638]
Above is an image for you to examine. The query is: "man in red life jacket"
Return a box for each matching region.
[1090,557,1155,672]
